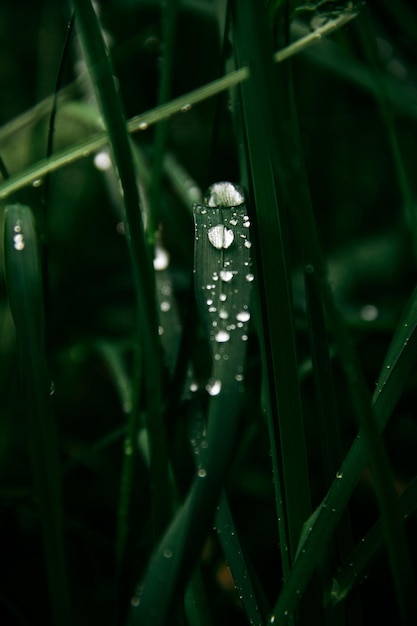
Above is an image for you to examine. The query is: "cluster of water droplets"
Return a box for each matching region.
[13,219,25,251]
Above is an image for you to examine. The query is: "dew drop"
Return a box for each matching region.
[163,548,173,558]
[236,310,250,322]
[220,293,227,302]
[138,121,149,130]
[215,330,230,342]
[198,468,207,478]
[235,373,244,382]
[230,218,238,226]
[160,301,171,312]
[207,299,213,305]
[181,103,192,112]
[220,270,234,282]
[244,240,252,249]
[32,178,42,188]
[153,246,170,270]
[208,306,217,313]
[336,471,343,479]
[219,309,229,319]
[13,234,25,250]
[94,150,112,171]
[189,382,198,392]
[208,225,234,249]
[206,379,222,396]
[246,273,254,282]
[204,182,245,208]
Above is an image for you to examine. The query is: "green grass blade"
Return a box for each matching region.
[215,490,267,624]
[327,474,417,606]
[72,0,171,536]
[271,281,417,622]
[233,0,312,570]
[4,204,71,626]
[127,183,253,624]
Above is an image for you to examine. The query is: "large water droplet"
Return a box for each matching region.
[220,270,234,282]
[236,310,250,322]
[246,273,254,282]
[208,225,234,249]
[204,182,245,208]
[215,330,230,342]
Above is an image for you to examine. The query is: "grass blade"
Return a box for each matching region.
[233,0,312,572]
[4,204,71,626]
[127,183,253,624]
[72,0,172,538]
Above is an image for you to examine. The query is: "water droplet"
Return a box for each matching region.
[32,178,42,188]
[236,310,250,322]
[219,309,229,319]
[208,225,234,249]
[220,293,227,301]
[13,234,25,250]
[208,306,217,313]
[13,222,22,233]
[336,471,343,479]
[230,218,238,226]
[138,121,149,130]
[246,273,254,282]
[242,335,248,341]
[94,150,112,171]
[215,330,230,342]
[163,548,173,558]
[153,245,170,270]
[243,220,250,228]
[160,301,171,312]
[198,468,207,478]
[220,270,234,282]
[235,373,244,382]
[158,325,164,335]
[204,182,245,208]
[189,382,198,392]
[206,379,222,396]
[116,221,125,235]
[244,240,252,249]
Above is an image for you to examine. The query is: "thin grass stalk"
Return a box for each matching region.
[71,0,172,540]
[0,11,360,204]
[4,204,71,626]
[148,0,179,240]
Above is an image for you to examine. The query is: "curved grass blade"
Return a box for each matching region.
[327,474,417,606]
[72,0,171,537]
[0,10,361,204]
[271,283,417,623]
[127,183,253,624]
[4,204,71,626]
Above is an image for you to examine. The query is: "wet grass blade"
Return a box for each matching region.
[215,490,267,625]
[127,183,253,624]
[72,0,171,537]
[4,204,71,626]
[272,282,417,622]
[327,474,417,606]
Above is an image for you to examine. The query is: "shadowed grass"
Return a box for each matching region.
[4,204,71,626]
[72,0,172,546]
